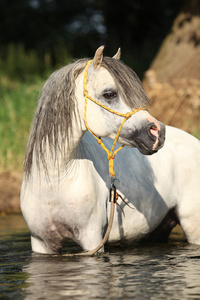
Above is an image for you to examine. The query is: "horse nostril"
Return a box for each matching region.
[149,124,159,138]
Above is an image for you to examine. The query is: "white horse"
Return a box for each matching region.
[20,46,200,254]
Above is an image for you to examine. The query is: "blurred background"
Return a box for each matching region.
[0,0,185,79]
[0,0,199,212]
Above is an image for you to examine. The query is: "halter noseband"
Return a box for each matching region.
[83,59,146,181]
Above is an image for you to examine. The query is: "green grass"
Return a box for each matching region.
[0,43,72,171]
[0,75,43,171]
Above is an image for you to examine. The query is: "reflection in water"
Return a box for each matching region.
[23,244,200,300]
[0,215,200,300]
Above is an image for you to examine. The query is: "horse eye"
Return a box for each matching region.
[103,91,117,100]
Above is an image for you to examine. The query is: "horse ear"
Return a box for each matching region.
[93,45,104,69]
[113,48,121,60]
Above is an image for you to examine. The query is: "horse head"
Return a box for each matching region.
[79,46,165,155]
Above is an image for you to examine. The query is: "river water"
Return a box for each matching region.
[0,215,200,300]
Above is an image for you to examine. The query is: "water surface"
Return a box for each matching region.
[0,215,200,299]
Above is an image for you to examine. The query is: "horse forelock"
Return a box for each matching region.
[102,57,150,108]
[24,58,88,177]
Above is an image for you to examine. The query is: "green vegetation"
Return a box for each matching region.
[0,75,41,170]
[0,44,71,170]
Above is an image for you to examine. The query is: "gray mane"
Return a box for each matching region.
[24,57,150,177]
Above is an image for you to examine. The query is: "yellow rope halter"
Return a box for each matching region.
[83,60,146,179]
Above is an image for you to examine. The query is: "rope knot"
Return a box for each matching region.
[98,138,103,145]
[83,89,88,96]
[107,153,115,160]
[124,112,132,119]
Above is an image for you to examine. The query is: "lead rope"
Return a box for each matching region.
[61,60,146,257]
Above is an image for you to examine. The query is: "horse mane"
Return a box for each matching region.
[24,58,88,177]
[24,57,150,177]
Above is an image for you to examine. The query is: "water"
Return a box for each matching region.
[0,215,200,300]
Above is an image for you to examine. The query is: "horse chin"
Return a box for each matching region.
[127,139,159,156]
[137,147,158,156]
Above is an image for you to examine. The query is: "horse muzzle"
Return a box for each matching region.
[125,120,166,155]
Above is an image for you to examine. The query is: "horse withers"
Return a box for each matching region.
[20,46,200,254]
